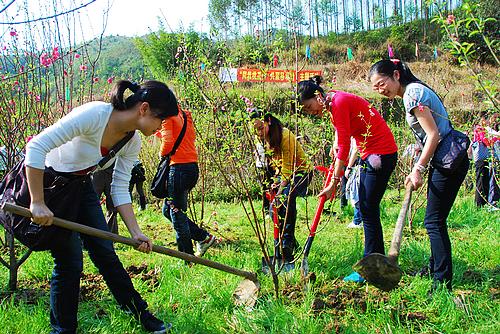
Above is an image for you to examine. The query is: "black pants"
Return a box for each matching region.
[475,160,490,207]
[359,153,398,256]
[425,157,469,290]
[273,172,312,262]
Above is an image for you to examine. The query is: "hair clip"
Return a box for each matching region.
[390,58,401,64]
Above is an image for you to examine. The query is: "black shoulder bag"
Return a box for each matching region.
[0,131,135,251]
[431,124,470,173]
[151,111,187,199]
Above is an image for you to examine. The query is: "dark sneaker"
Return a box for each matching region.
[139,310,171,333]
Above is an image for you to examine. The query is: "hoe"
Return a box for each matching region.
[353,183,414,291]
[1,202,260,308]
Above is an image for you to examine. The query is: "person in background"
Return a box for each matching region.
[297,76,398,283]
[254,137,275,212]
[25,80,177,333]
[160,105,216,257]
[129,160,147,210]
[469,111,499,207]
[369,59,469,292]
[344,139,363,229]
[251,110,313,271]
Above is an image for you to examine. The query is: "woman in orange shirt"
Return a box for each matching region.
[160,107,215,257]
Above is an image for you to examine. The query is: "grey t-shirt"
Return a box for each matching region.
[403,82,452,145]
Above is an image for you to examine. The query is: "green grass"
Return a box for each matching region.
[0,188,499,333]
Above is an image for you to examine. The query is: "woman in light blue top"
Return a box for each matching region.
[369,59,469,292]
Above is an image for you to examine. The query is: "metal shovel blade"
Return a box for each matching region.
[353,253,402,291]
[233,278,260,309]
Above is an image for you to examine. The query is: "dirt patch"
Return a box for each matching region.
[80,273,107,302]
[400,311,427,322]
[303,282,385,315]
[126,263,161,291]
[0,287,48,305]
[462,269,484,284]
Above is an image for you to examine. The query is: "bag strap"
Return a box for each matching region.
[97,131,135,168]
[166,110,188,157]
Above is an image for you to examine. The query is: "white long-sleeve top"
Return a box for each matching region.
[25,101,141,206]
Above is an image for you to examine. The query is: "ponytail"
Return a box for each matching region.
[109,80,178,119]
[297,75,325,104]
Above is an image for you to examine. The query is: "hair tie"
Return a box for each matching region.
[130,82,141,93]
[248,107,262,119]
[390,58,401,64]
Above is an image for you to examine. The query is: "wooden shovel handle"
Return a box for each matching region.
[1,202,257,282]
[387,183,414,260]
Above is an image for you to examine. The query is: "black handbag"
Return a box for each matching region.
[151,111,187,198]
[431,128,470,173]
[0,132,135,251]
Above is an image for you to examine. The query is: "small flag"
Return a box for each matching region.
[388,44,394,58]
[347,47,354,61]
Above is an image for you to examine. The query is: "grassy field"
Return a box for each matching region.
[0,186,499,333]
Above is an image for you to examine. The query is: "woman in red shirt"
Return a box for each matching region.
[297,76,398,282]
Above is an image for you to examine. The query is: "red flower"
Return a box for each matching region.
[9,30,17,37]
[107,76,114,84]
[93,77,99,82]
[417,102,425,112]
[79,65,88,71]
[446,14,455,24]
[75,53,81,59]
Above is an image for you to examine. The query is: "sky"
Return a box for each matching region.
[0,0,211,43]
[91,0,210,37]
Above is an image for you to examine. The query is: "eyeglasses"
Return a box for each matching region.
[372,77,391,90]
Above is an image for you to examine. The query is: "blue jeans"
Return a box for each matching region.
[50,178,147,334]
[162,163,208,255]
[271,172,312,262]
[359,153,397,256]
[353,202,362,225]
[425,157,469,290]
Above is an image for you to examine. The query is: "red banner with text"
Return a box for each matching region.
[236,69,322,83]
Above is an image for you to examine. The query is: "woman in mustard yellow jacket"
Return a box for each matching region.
[251,110,312,270]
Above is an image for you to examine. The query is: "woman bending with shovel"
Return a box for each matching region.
[369,59,470,292]
[251,110,313,272]
[297,76,398,283]
[24,80,176,333]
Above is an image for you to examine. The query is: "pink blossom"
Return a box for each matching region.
[446,14,455,24]
[79,65,88,71]
[40,53,53,67]
[9,30,17,37]
[63,70,68,76]
[52,47,60,60]
[107,76,114,84]
[93,77,99,82]
[35,95,41,102]
[74,53,81,59]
